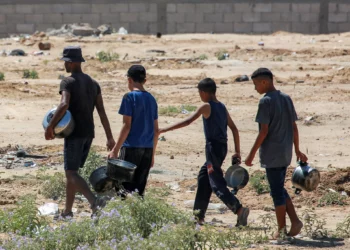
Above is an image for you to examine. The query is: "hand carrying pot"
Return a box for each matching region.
[224,157,249,195]
[107,158,137,184]
[292,162,320,195]
[42,108,75,138]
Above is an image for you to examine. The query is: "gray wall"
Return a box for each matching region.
[0,0,349,37]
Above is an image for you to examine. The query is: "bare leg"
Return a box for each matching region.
[64,170,96,213]
[286,198,303,236]
[274,205,287,239]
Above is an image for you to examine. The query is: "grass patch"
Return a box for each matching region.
[215,50,228,61]
[318,191,347,207]
[0,72,5,81]
[79,149,105,182]
[41,172,66,200]
[335,215,350,238]
[96,51,119,62]
[196,54,208,60]
[182,105,197,112]
[159,106,180,116]
[249,171,270,195]
[302,209,328,238]
[23,69,39,79]
[43,60,49,66]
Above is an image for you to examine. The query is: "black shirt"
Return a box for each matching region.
[59,73,101,138]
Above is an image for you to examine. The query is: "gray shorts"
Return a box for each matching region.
[64,137,93,171]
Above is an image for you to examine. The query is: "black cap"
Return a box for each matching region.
[61,46,85,62]
[127,65,146,82]
[251,68,273,79]
[197,78,217,93]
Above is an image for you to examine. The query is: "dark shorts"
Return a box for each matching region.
[64,137,93,171]
[119,147,153,196]
[265,167,290,207]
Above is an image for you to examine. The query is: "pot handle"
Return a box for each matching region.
[295,188,302,195]
[232,156,241,165]
[231,187,238,195]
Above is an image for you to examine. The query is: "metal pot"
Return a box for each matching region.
[292,162,320,194]
[89,166,115,193]
[107,158,137,183]
[224,157,249,195]
[42,108,75,138]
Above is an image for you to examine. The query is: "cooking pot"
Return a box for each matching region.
[292,162,320,194]
[107,158,137,183]
[225,157,249,195]
[42,108,75,138]
[89,166,115,193]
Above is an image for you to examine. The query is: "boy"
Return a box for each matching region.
[45,46,115,217]
[245,68,308,238]
[160,78,249,226]
[109,65,158,196]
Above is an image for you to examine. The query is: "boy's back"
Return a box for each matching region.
[256,90,297,168]
[203,101,227,144]
[119,90,158,148]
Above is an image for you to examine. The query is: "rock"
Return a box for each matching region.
[147,49,166,54]
[305,116,314,121]
[33,31,46,37]
[166,182,180,192]
[156,32,162,38]
[235,75,249,82]
[10,49,26,56]
[235,45,241,49]
[184,200,195,208]
[38,42,51,50]
[220,80,229,85]
[97,24,112,35]
[211,218,223,223]
[72,25,95,36]
[296,80,305,83]
[170,155,174,160]
[118,27,128,35]
[189,184,197,191]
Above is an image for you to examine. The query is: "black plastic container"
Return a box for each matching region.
[89,166,115,193]
[107,159,137,183]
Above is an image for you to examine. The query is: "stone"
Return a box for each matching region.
[72,24,95,36]
[97,24,112,35]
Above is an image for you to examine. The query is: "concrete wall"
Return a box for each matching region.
[0,1,350,37]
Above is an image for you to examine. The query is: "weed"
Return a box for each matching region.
[250,171,270,195]
[273,56,283,62]
[79,149,105,182]
[23,70,39,79]
[318,191,347,207]
[302,209,328,238]
[96,51,119,62]
[335,215,350,238]
[0,196,47,236]
[197,54,208,60]
[41,172,66,200]
[43,60,49,66]
[0,72,5,81]
[182,104,197,112]
[215,50,228,61]
[159,106,180,116]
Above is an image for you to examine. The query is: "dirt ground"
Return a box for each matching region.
[1,31,350,249]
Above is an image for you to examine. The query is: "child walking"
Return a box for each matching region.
[109,65,158,196]
[245,68,308,238]
[160,78,249,226]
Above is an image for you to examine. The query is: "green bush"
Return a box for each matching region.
[23,70,39,79]
[318,192,347,207]
[96,51,119,62]
[215,50,228,61]
[250,171,270,195]
[79,149,105,182]
[41,172,66,200]
[158,106,180,116]
[0,72,5,81]
[0,196,47,236]
[197,54,208,60]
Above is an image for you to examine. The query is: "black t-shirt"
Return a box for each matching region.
[59,73,101,138]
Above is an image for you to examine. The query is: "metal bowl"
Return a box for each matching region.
[225,165,249,190]
[292,163,320,194]
[42,108,75,138]
[107,158,137,182]
[89,166,115,193]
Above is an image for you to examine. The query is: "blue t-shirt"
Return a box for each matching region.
[119,91,158,148]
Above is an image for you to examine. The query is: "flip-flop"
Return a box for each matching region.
[53,211,73,220]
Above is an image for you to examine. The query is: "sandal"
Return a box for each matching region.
[53,211,73,220]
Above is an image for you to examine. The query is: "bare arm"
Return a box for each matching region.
[245,124,269,166]
[109,115,131,158]
[227,110,241,160]
[160,104,210,133]
[96,94,115,150]
[45,91,70,140]
[293,121,308,162]
[151,119,159,167]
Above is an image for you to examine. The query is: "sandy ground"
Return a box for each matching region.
[1,32,350,249]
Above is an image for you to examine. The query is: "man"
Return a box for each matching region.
[45,46,115,217]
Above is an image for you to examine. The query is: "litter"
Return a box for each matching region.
[184,200,227,211]
[38,203,59,216]
[24,161,36,167]
[341,191,348,197]
[38,42,51,50]
[146,49,166,54]
[10,49,26,56]
[235,75,249,82]
[166,182,181,192]
[258,41,264,46]
[33,51,44,56]
[118,27,128,35]
[158,136,166,141]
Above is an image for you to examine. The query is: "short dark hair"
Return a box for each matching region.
[251,68,273,80]
[127,65,146,83]
[197,78,217,94]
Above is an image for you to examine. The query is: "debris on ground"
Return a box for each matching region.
[146,50,166,54]
[158,136,166,142]
[170,155,174,160]
[166,182,181,192]
[38,42,51,50]
[118,27,128,35]
[235,75,249,82]
[46,23,99,37]
[38,203,59,216]
[97,24,112,35]
[220,80,229,84]
[9,49,26,56]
